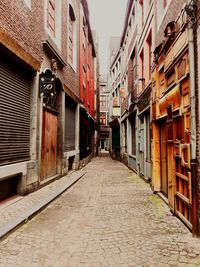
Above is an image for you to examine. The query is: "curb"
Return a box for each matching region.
[0,171,86,240]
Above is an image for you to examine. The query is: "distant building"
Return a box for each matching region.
[108,37,121,160]
[99,74,110,150]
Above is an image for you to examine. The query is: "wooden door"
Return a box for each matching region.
[160,124,168,196]
[41,109,58,181]
[174,116,192,229]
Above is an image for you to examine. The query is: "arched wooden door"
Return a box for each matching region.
[41,108,58,181]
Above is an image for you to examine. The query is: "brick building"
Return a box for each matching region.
[79,0,96,164]
[0,0,97,201]
[151,0,195,231]
[108,37,121,160]
[108,0,200,235]
[110,0,154,179]
[99,74,110,151]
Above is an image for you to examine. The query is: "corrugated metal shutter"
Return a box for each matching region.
[0,61,31,166]
[64,96,76,151]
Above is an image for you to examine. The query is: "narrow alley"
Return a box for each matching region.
[0,157,200,267]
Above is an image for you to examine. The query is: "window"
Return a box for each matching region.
[147,31,152,81]
[45,0,61,47]
[100,85,106,92]
[100,96,106,107]
[139,49,144,92]
[47,0,56,36]
[100,113,106,125]
[166,69,175,87]
[69,5,76,66]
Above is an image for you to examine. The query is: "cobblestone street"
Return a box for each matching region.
[0,157,200,267]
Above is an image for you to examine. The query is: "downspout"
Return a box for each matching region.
[188,12,196,162]
[185,0,198,235]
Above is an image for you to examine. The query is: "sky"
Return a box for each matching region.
[87,0,127,75]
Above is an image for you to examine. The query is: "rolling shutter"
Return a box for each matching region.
[0,61,31,166]
[64,96,76,152]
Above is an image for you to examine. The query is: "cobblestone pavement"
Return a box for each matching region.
[0,157,200,267]
[0,170,85,238]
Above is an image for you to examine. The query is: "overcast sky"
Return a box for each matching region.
[87,0,127,75]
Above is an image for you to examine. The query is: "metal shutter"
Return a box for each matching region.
[64,96,76,152]
[0,61,31,166]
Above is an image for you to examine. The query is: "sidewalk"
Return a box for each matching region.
[0,169,86,239]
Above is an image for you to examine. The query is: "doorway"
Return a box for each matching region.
[160,123,168,196]
[101,139,105,149]
[41,109,58,181]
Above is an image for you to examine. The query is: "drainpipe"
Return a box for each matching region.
[186,0,198,235]
[188,14,196,161]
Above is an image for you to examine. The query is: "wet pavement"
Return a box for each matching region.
[0,157,200,267]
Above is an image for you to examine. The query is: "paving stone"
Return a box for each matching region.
[0,157,200,266]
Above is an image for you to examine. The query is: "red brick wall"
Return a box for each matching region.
[0,0,44,63]
[0,0,80,98]
[79,4,95,118]
[61,0,80,98]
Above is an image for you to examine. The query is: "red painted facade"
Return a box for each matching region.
[80,0,95,118]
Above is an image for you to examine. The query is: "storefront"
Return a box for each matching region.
[0,48,35,200]
[152,22,192,229]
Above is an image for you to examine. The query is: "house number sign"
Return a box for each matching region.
[39,74,56,98]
